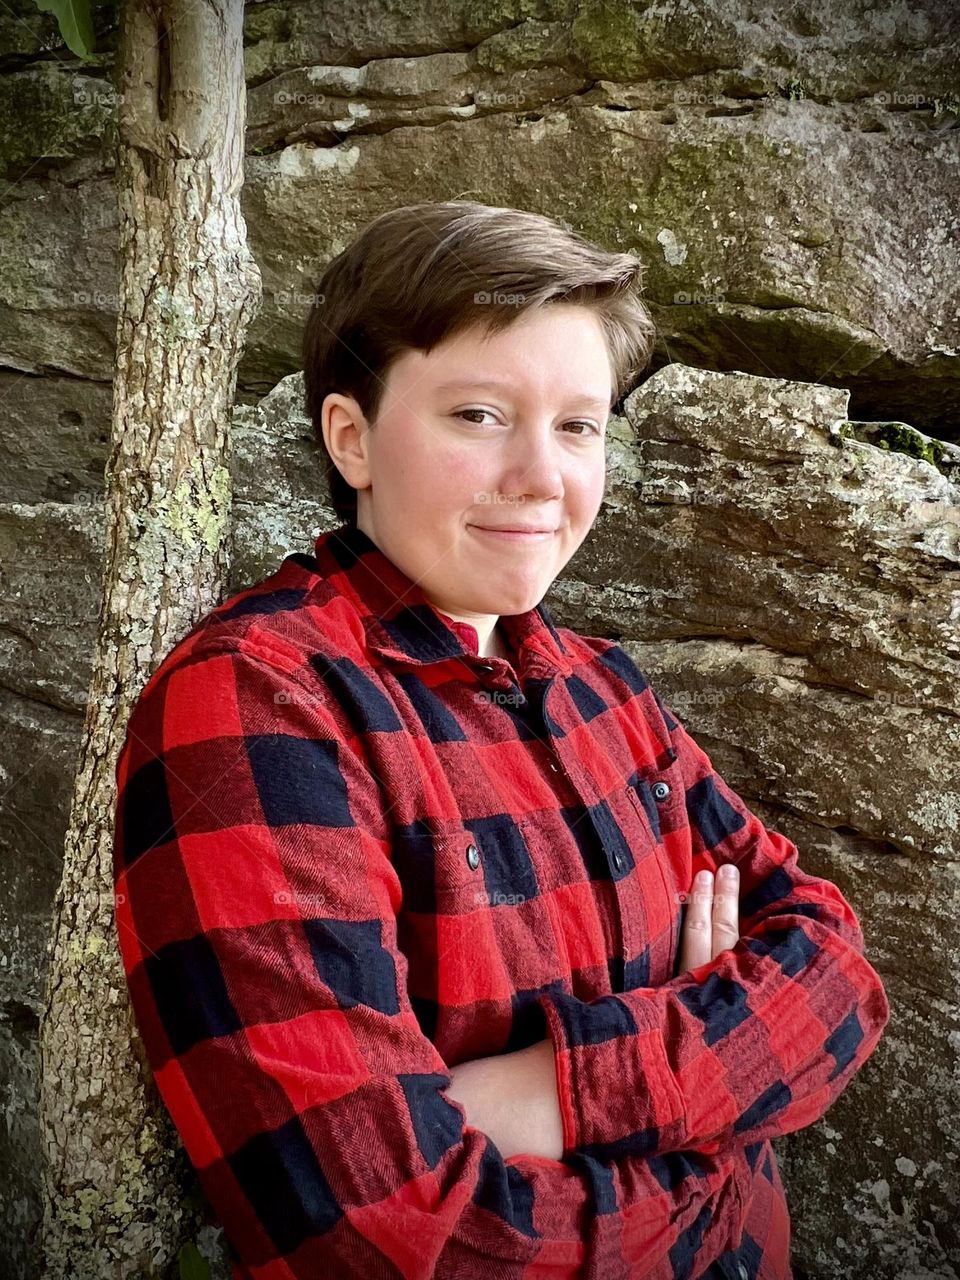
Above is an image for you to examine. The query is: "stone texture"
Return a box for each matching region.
[0,512,104,1278]
[0,62,118,178]
[0,500,101,1274]
[0,502,105,712]
[0,170,120,380]
[0,372,112,504]
[0,0,56,62]
[1,1,957,437]
[229,370,333,591]
[237,0,960,98]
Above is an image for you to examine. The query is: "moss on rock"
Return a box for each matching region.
[837,419,958,480]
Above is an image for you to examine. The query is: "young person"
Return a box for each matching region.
[113,202,889,1280]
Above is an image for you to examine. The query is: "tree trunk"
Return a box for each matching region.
[37,1,261,1275]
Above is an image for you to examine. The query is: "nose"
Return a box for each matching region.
[497,426,565,505]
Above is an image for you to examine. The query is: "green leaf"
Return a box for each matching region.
[178,1242,213,1280]
[33,0,96,60]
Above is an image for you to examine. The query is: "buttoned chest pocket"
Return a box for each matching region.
[628,755,687,855]
[625,755,688,979]
[392,824,490,916]
[394,821,544,1062]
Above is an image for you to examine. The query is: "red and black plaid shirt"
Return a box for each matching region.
[113,521,889,1280]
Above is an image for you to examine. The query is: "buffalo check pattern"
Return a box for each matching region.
[112,521,890,1280]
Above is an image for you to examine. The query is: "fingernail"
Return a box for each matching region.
[696,869,713,885]
[720,863,738,879]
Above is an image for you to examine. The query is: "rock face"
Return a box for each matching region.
[0,2,958,1277]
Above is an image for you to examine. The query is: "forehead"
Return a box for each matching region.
[399,309,615,402]
[431,375,611,408]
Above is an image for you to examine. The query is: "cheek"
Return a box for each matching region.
[430,438,495,494]
[382,429,490,509]
[373,424,432,486]
[565,456,607,509]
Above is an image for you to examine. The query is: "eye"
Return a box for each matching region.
[560,420,603,436]
[454,410,603,435]
[455,409,497,426]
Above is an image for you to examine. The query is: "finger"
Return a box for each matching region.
[678,869,715,974]
[710,862,741,962]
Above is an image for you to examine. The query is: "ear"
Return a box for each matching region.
[322,393,372,492]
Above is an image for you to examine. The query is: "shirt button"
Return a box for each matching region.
[737,1265,749,1280]
[652,781,671,801]
[549,760,560,772]
[477,663,494,673]
[466,843,481,870]
[612,852,624,872]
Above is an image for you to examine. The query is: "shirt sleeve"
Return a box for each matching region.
[112,645,748,1278]
[536,691,891,1164]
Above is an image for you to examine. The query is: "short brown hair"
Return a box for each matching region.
[301,201,657,525]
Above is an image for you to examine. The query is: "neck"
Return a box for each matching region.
[481,623,510,661]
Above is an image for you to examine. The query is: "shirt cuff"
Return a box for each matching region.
[536,989,687,1159]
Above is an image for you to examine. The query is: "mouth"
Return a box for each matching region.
[468,525,558,543]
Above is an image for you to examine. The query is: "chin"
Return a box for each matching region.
[492,593,545,617]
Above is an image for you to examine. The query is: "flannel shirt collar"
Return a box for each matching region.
[312,522,574,677]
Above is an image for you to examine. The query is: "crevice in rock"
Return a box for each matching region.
[0,673,84,718]
[0,997,39,1036]
[663,631,765,646]
[257,84,601,151]
[730,800,927,861]
[0,364,112,386]
[268,107,507,149]
[630,633,960,722]
[705,104,756,118]
[243,17,537,90]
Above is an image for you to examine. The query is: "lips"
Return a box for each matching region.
[468,525,558,543]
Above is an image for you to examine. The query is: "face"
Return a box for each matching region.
[321,303,613,642]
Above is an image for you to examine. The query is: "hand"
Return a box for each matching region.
[677,864,741,975]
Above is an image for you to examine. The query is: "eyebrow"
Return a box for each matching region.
[433,377,611,408]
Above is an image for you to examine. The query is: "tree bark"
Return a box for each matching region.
[37,1,261,1276]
